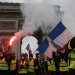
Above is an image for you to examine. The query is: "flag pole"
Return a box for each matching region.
[33,50,37,54]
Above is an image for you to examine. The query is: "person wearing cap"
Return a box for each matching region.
[28,54,35,75]
[18,53,28,75]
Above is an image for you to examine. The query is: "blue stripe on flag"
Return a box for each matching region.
[48,22,66,40]
[37,39,49,54]
[26,44,30,50]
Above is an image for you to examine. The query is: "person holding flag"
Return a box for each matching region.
[28,54,35,75]
[26,44,32,55]
[26,43,35,75]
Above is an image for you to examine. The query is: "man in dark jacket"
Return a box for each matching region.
[34,53,41,75]
[53,52,60,75]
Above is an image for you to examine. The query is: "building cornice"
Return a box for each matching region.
[0,2,21,12]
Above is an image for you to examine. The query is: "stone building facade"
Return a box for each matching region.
[0,2,23,59]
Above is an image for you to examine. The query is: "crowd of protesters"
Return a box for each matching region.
[0,47,71,75]
[1,37,75,75]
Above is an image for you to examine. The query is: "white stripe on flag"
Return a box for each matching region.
[53,29,72,47]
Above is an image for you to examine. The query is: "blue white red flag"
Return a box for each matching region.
[37,21,72,58]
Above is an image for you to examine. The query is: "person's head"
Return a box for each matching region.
[5,52,12,59]
[36,53,40,58]
[20,53,25,60]
[68,37,75,50]
[5,52,13,63]
[24,53,28,59]
[29,54,33,60]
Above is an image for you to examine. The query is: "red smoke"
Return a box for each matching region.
[9,28,33,46]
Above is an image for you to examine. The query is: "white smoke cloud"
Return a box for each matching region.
[15,0,75,42]
[19,0,63,54]
[21,0,63,33]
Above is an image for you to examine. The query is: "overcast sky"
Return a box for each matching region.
[0,0,24,3]
[0,0,59,4]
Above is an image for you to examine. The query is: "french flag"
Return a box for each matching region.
[37,38,56,58]
[37,21,72,58]
[48,21,72,47]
